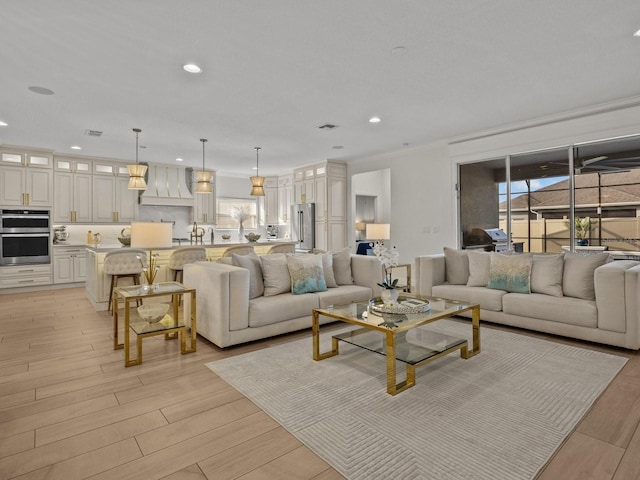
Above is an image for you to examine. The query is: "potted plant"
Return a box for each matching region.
[565,217,591,246]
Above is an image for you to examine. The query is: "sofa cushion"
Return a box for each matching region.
[232,252,264,299]
[466,250,491,287]
[443,247,469,285]
[333,247,354,285]
[319,251,338,288]
[502,293,597,328]
[260,253,291,296]
[530,253,564,297]
[432,284,506,312]
[487,253,532,294]
[316,285,373,308]
[562,252,610,300]
[287,254,327,294]
[248,293,319,327]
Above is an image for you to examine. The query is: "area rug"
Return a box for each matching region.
[206,320,627,480]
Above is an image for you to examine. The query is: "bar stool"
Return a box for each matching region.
[104,249,146,312]
[168,246,207,282]
[264,243,295,254]
[221,245,255,257]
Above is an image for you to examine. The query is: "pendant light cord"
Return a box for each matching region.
[255,147,261,176]
[133,128,141,165]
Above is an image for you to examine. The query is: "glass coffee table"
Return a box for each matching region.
[312,294,480,395]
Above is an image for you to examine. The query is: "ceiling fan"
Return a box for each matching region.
[545,153,640,174]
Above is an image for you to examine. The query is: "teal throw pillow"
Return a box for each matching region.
[487,253,533,294]
[286,254,327,295]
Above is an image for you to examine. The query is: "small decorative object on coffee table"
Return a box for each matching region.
[137,303,169,323]
[373,242,401,306]
[245,233,261,242]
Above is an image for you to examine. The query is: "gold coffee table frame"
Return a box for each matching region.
[313,295,480,395]
[112,282,197,367]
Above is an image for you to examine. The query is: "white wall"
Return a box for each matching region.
[347,141,454,266]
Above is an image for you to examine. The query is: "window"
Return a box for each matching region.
[216,198,258,229]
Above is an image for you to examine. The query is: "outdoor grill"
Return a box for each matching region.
[467,227,510,252]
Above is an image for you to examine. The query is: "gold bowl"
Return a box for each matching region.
[118,236,131,246]
[137,303,169,323]
[221,234,231,240]
[245,233,261,242]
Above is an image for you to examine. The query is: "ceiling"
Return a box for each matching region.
[1,0,639,177]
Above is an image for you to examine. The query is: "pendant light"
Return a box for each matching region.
[127,128,147,190]
[195,138,213,194]
[250,146,265,196]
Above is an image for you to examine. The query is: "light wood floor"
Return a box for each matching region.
[0,287,639,479]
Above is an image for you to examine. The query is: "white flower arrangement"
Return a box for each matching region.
[373,243,400,289]
[231,206,250,227]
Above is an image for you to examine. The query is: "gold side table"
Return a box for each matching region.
[112,281,196,367]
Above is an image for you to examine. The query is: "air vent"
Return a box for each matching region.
[318,123,338,130]
[85,129,103,137]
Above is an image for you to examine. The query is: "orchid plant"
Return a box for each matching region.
[373,243,400,289]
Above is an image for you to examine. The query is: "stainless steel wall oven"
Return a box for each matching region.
[0,209,51,265]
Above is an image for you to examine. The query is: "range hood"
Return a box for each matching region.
[139,165,194,207]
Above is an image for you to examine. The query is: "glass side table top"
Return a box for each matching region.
[319,295,475,332]
[114,281,192,299]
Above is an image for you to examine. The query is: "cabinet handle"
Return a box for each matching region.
[26,193,29,205]
[116,211,119,222]
[19,279,35,284]
[18,269,34,273]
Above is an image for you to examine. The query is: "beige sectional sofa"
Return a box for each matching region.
[415,248,640,350]
[184,251,384,348]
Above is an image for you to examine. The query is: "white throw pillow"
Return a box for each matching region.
[333,247,353,285]
[286,254,327,294]
[232,252,264,299]
[530,254,564,297]
[562,252,610,300]
[443,247,469,285]
[466,250,491,287]
[319,251,338,288]
[260,253,291,296]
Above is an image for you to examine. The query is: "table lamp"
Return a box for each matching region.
[130,222,173,286]
[366,223,390,246]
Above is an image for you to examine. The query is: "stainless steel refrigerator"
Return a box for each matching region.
[291,203,315,252]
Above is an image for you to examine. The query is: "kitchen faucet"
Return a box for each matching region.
[208,226,214,245]
[191,222,204,245]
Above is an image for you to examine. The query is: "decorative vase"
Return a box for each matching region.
[238,223,244,242]
[381,288,400,306]
[577,239,589,246]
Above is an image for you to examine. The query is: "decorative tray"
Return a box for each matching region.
[371,297,431,315]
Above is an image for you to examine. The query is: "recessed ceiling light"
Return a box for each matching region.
[634,28,640,37]
[70,145,82,150]
[28,86,55,95]
[183,63,202,74]
[369,116,381,123]
[0,121,7,127]
[175,158,183,162]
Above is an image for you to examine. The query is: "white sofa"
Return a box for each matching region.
[184,253,384,348]
[415,249,640,350]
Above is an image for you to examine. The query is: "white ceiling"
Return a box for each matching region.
[1,0,639,176]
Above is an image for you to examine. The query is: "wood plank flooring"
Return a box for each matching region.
[0,287,638,479]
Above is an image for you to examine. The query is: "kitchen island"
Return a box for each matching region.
[85,240,296,311]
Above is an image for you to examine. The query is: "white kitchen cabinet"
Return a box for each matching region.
[92,175,137,223]
[264,176,279,225]
[0,150,53,207]
[53,246,87,284]
[292,161,346,251]
[0,264,52,289]
[277,174,293,224]
[53,172,92,223]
